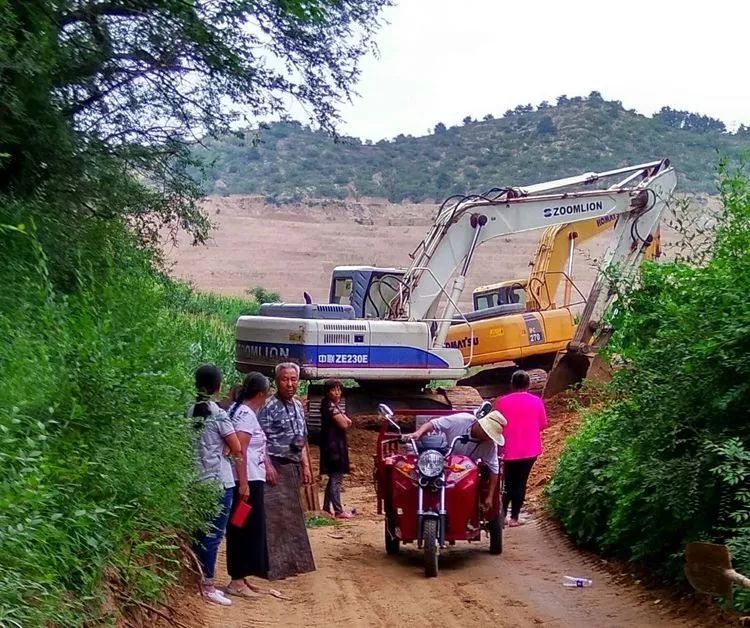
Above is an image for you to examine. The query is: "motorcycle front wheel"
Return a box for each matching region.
[384,509,400,555]
[423,518,439,577]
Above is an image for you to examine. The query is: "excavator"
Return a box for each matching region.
[235,160,676,423]
[445,215,662,398]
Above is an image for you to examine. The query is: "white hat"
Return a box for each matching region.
[477,410,506,446]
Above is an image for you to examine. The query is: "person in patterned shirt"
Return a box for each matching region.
[257,362,316,578]
[258,362,312,485]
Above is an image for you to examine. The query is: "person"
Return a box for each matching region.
[224,372,272,598]
[188,364,248,607]
[319,379,353,519]
[408,409,507,512]
[257,362,315,578]
[258,363,312,485]
[495,369,548,527]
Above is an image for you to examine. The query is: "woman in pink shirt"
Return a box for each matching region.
[495,370,548,527]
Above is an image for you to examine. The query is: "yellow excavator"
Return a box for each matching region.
[446,215,661,398]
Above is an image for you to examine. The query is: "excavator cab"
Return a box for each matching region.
[473,281,528,311]
[329,266,406,319]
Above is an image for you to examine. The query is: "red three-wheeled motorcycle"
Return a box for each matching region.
[373,402,503,577]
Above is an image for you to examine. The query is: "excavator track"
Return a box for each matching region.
[440,385,485,409]
[458,365,548,400]
[304,384,486,439]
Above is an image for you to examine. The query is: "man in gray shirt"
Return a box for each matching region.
[258,363,312,484]
[409,410,507,512]
[257,362,315,578]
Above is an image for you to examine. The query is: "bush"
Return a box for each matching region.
[547,161,750,612]
[0,205,259,625]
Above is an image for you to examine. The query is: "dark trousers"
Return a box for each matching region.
[226,480,268,579]
[323,473,344,515]
[502,457,537,520]
[193,487,233,583]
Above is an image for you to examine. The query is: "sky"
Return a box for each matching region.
[312,0,750,141]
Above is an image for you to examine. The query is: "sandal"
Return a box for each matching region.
[224,584,259,598]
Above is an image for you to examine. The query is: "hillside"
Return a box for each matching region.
[196,94,750,202]
[164,194,720,310]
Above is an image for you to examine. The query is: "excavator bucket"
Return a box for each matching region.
[542,347,593,399]
[543,322,617,399]
[685,542,737,601]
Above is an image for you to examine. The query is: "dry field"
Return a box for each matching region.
[164,194,710,310]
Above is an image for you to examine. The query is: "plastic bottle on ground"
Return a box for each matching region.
[562,576,593,588]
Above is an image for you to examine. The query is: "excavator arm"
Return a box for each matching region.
[526,214,661,311]
[396,160,676,350]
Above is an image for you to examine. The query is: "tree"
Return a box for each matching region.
[463,115,474,125]
[536,115,556,136]
[0,0,390,243]
[655,106,727,133]
[483,113,494,121]
[434,122,447,134]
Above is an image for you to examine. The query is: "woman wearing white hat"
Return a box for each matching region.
[408,409,507,512]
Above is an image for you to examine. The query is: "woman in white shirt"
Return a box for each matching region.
[188,364,248,607]
[224,372,272,597]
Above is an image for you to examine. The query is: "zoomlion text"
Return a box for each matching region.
[543,200,604,218]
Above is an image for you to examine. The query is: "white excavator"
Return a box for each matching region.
[235,160,677,423]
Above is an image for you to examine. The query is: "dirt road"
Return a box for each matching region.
[190,484,714,628]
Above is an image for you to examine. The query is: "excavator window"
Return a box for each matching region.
[474,293,495,311]
[364,274,401,319]
[331,277,353,305]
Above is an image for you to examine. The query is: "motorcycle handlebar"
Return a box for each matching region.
[400,434,469,458]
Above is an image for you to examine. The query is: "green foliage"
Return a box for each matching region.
[305,515,338,529]
[196,96,750,201]
[0,1,391,624]
[246,286,282,304]
[547,161,750,612]
[0,203,266,625]
[0,0,390,243]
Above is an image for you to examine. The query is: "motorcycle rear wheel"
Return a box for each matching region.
[423,519,439,577]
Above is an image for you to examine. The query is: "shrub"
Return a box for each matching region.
[547,160,750,612]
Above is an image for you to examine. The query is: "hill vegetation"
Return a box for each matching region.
[197,93,750,202]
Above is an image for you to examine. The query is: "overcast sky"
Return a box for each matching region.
[318,0,750,140]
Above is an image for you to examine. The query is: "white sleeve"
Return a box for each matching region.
[232,407,255,434]
[485,444,499,474]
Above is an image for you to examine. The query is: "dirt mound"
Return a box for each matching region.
[525,393,584,510]
[308,427,378,490]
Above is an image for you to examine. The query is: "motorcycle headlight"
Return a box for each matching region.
[418,450,445,478]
